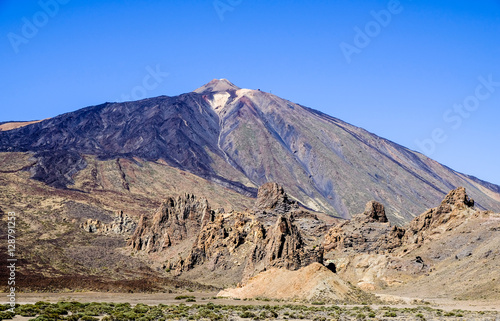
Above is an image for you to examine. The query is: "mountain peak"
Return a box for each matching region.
[193,79,241,93]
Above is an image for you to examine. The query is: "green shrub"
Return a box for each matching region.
[66,312,85,321]
[114,303,132,312]
[133,304,150,314]
[16,304,40,316]
[0,305,11,312]
[174,295,195,300]
[34,302,51,308]
[239,311,256,318]
[0,311,15,320]
[383,311,397,317]
[44,307,69,316]
[122,311,139,320]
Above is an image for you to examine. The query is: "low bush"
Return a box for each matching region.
[174,295,195,300]
[0,311,15,320]
[239,311,256,318]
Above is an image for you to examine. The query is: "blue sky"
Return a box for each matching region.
[1,0,499,185]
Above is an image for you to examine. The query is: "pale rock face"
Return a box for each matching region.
[217,262,356,302]
[209,92,231,111]
[81,211,136,235]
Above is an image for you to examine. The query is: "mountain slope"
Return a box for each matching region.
[1,79,500,222]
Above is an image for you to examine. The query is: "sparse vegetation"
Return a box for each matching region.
[0,302,495,321]
[175,295,196,300]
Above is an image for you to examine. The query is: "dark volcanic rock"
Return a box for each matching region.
[0,97,256,196]
[30,150,87,188]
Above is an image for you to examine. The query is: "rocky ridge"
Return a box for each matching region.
[127,184,499,300]
[129,183,327,286]
[321,187,500,298]
[129,194,213,252]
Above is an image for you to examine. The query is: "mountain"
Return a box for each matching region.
[1,78,500,222]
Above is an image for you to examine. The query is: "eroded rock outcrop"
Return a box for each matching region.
[402,186,476,246]
[323,201,403,254]
[242,213,323,281]
[128,194,213,252]
[130,183,324,284]
[81,210,136,235]
[323,188,478,255]
[363,201,388,223]
[255,182,298,214]
[322,187,497,293]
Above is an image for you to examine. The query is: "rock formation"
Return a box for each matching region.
[321,187,500,297]
[362,201,388,223]
[128,194,213,252]
[323,201,403,254]
[129,183,325,284]
[242,212,323,282]
[323,188,478,256]
[81,210,136,235]
[254,182,297,214]
[402,186,476,246]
